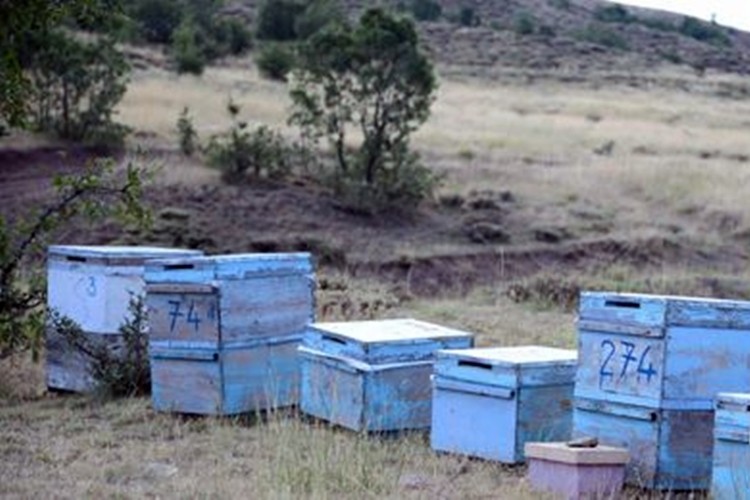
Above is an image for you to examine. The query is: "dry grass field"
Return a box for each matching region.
[3,48,750,498]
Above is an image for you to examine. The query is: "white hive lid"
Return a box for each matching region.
[312,319,473,344]
[439,345,577,368]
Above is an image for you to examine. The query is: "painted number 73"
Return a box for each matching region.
[600,339,658,386]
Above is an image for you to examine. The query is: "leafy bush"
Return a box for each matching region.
[409,0,442,22]
[548,0,570,10]
[290,9,439,213]
[131,0,183,43]
[0,160,150,361]
[458,6,480,27]
[171,19,207,75]
[514,12,537,35]
[574,24,629,50]
[679,17,731,47]
[213,18,253,55]
[176,107,199,156]
[594,4,633,24]
[51,296,150,398]
[256,44,296,81]
[295,0,345,39]
[207,101,292,182]
[29,31,130,146]
[257,0,306,41]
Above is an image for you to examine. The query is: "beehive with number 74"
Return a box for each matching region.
[145,253,315,415]
[573,292,750,490]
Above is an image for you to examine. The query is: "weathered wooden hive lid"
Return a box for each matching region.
[144,252,314,283]
[48,245,202,265]
[579,291,750,330]
[437,345,578,368]
[305,319,475,364]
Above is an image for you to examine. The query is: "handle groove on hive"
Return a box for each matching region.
[66,256,87,262]
[604,300,641,309]
[458,360,493,371]
[322,334,347,345]
[164,264,195,271]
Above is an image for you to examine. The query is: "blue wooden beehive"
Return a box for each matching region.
[573,291,750,490]
[46,245,203,392]
[299,319,474,432]
[712,393,750,500]
[431,346,577,463]
[145,253,315,415]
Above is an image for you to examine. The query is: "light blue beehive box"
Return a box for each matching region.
[46,245,203,392]
[431,346,577,463]
[573,292,750,490]
[712,393,750,500]
[145,253,315,415]
[299,319,474,432]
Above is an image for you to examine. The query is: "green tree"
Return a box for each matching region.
[290,8,438,212]
[257,0,306,41]
[0,0,106,129]
[30,31,130,145]
[130,0,183,43]
[0,160,151,361]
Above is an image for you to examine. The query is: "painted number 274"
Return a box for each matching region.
[599,339,658,386]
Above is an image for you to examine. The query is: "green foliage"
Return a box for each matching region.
[513,12,537,35]
[290,8,438,213]
[51,295,150,398]
[548,0,570,10]
[409,0,442,22]
[256,44,297,81]
[29,31,130,146]
[176,107,199,156]
[131,0,183,43]
[213,18,253,55]
[594,4,633,24]
[295,0,345,39]
[171,18,207,75]
[0,0,114,129]
[0,160,151,361]
[207,101,293,182]
[256,0,343,42]
[458,6,480,27]
[679,17,731,47]
[574,24,629,50]
[257,0,307,41]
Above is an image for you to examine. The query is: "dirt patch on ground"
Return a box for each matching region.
[2,146,748,300]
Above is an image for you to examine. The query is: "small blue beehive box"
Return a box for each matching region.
[712,393,750,500]
[574,291,750,490]
[46,245,203,392]
[145,253,315,415]
[299,319,474,432]
[431,346,577,463]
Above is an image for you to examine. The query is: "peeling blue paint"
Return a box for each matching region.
[299,320,474,432]
[712,393,750,499]
[431,346,577,463]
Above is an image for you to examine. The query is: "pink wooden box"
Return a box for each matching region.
[525,442,629,499]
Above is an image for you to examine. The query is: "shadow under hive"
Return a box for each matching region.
[573,292,750,490]
[300,319,475,432]
[46,245,203,392]
[431,345,577,463]
[145,252,315,415]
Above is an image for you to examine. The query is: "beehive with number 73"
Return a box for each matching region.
[573,292,750,490]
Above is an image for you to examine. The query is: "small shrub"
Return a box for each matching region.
[295,0,345,39]
[638,17,675,32]
[409,0,442,22]
[131,0,183,44]
[51,296,150,398]
[171,19,207,75]
[458,6,480,27]
[574,24,629,50]
[212,18,253,55]
[513,12,536,35]
[257,0,306,41]
[176,107,198,156]
[256,44,296,81]
[206,101,292,182]
[594,4,633,24]
[679,16,731,47]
